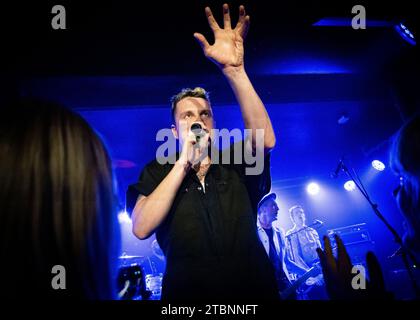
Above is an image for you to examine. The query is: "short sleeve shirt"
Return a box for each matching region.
[126,142,279,301]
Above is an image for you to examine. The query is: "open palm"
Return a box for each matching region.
[194,4,250,70]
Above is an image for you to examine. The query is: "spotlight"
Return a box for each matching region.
[344,180,356,192]
[118,211,132,224]
[307,182,320,195]
[395,22,416,46]
[372,160,385,171]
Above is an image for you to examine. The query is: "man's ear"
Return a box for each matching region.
[171,124,178,139]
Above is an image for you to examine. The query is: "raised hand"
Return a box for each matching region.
[193,4,250,71]
[316,234,393,300]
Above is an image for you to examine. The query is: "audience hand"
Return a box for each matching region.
[316,234,393,300]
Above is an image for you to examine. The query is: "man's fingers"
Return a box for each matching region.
[235,6,250,39]
[316,247,327,271]
[323,236,334,262]
[205,7,220,32]
[335,234,352,276]
[193,33,210,52]
[222,3,231,29]
[241,15,250,39]
[316,247,336,298]
[323,235,337,272]
[238,5,246,23]
[236,5,246,29]
[366,251,386,293]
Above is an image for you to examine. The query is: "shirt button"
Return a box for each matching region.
[197,186,202,191]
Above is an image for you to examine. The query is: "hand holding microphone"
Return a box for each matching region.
[178,122,210,168]
[191,123,205,143]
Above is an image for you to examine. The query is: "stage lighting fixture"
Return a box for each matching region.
[395,22,416,46]
[372,160,385,171]
[307,182,320,195]
[344,180,356,192]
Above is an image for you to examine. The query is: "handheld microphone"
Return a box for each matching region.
[191,123,204,143]
[331,158,344,179]
[313,219,324,226]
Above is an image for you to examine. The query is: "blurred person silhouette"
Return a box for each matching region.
[390,114,420,262]
[0,98,120,299]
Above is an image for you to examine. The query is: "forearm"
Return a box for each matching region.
[223,66,276,150]
[132,162,188,239]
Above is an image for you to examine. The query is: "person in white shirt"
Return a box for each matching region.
[286,205,325,299]
[286,205,322,270]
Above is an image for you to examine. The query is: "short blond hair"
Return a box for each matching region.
[289,205,304,222]
[170,87,211,121]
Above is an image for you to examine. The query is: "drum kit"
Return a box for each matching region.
[117,254,163,300]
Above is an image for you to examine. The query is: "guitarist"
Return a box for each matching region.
[257,193,313,299]
[286,205,326,299]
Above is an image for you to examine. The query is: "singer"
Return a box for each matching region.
[126,4,278,301]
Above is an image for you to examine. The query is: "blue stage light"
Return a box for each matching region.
[372,160,385,171]
[395,22,416,46]
[118,211,132,224]
[307,182,320,195]
[344,180,356,192]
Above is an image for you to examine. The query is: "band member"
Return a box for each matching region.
[126,4,278,301]
[286,205,322,269]
[257,193,310,299]
[390,115,420,265]
[286,205,325,299]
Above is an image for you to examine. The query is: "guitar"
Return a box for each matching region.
[279,263,322,300]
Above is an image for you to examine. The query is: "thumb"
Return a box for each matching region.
[193,33,210,52]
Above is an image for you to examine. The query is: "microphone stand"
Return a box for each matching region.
[339,160,420,299]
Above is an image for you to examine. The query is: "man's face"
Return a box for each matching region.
[259,199,279,226]
[171,97,215,147]
[292,208,306,227]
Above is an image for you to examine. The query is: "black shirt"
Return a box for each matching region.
[264,227,281,271]
[126,142,279,301]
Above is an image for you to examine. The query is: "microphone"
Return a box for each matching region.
[331,158,344,178]
[191,123,204,143]
[312,219,324,227]
[310,219,324,230]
